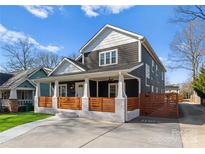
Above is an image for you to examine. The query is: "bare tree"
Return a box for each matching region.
[68,52,78,60]
[168,21,205,80]
[172,6,205,23]
[36,51,62,69]
[1,38,36,71]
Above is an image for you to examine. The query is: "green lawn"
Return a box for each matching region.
[0,112,53,132]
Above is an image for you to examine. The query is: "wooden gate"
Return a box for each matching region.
[140,93,179,118]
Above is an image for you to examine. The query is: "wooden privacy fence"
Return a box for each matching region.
[38,96,52,108]
[127,97,140,111]
[58,97,82,110]
[89,97,115,112]
[140,93,179,118]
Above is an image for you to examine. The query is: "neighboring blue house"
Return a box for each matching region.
[0,67,51,112]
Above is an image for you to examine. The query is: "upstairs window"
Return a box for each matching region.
[100,54,104,65]
[99,49,118,66]
[162,72,164,80]
[146,64,150,79]
[152,60,154,72]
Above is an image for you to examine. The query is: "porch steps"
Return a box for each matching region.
[56,111,79,119]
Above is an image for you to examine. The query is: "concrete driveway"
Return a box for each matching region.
[0,116,182,148]
[179,102,205,148]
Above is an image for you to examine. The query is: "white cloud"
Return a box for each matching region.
[23,6,54,19]
[0,24,62,53]
[81,5,133,17]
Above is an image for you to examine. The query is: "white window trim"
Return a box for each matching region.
[59,84,67,97]
[151,85,154,92]
[145,64,150,87]
[108,83,118,98]
[99,49,118,66]
[75,82,84,97]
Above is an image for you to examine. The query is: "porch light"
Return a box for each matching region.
[70,84,74,90]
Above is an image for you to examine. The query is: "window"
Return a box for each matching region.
[156,87,158,93]
[106,52,110,64]
[100,54,104,65]
[111,51,116,63]
[151,85,154,92]
[152,60,154,72]
[146,64,150,79]
[17,91,32,100]
[99,49,118,66]
[156,64,158,71]
[162,72,164,80]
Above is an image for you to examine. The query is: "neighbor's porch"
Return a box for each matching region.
[35,71,141,122]
[0,89,34,112]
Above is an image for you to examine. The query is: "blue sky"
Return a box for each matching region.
[0,5,189,84]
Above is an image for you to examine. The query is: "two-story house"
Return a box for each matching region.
[33,24,166,122]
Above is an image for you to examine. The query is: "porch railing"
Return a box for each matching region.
[0,99,9,106]
[127,97,140,111]
[38,96,52,108]
[58,97,82,110]
[89,97,115,112]
[18,99,33,106]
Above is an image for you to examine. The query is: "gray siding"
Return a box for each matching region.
[130,45,165,93]
[83,41,139,70]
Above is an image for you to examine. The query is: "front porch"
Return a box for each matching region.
[34,72,140,122]
[0,89,34,112]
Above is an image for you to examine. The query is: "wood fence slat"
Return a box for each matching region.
[38,96,52,108]
[140,93,179,118]
[127,97,139,111]
[89,97,115,112]
[58,97,82,110]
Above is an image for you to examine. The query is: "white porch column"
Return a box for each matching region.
[9,89,17,99]
[52,80,59,110]
[82,78,89,115]
[0,91,2,99]
[115,72,126,122]
[34,82,40,112]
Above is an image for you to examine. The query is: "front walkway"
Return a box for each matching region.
[179,102,205,148]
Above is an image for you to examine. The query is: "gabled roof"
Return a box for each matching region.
[0,67,48,89]
[49,57,86,76]
[79,24,165,71]
[80,24,144,53]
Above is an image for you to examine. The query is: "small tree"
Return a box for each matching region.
[192,67,205,98]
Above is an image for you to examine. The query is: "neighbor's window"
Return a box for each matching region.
[99,49,118,66]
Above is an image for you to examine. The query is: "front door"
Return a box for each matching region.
[75,82,84,97]
[59,84,67,97]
